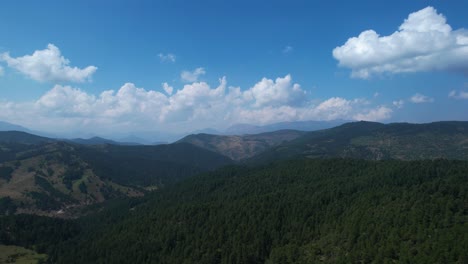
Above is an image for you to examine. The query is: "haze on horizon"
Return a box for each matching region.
[0,0,467,136]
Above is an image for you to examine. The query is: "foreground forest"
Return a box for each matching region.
[1,159,467,263]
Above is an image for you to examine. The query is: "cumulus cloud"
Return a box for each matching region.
[181,67,206,82]
[353,106,393,121]
[162,82,173,95]
[333,6,468,78]
[0,44,97,83]
[242,75,305,107]
[0,75,394,133]
[311,97,353,120]
[37,83,168,120]
[158,53,176,63]
[36,85,97,116]
[448,90,468,99]
[410,93,434,103]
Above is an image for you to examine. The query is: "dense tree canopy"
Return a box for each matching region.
[2,159,465,263]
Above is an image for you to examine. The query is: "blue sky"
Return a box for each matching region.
[0,0,467,136]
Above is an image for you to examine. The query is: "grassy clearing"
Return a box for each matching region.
[0,245,47,264]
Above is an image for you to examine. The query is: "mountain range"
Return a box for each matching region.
[178,129,306,160]
[179,121,468,162]
[0,120,467,262]
[1,120,468,217]
[249,121,468,163]
[0,119,347,144]
[0,132,231,216]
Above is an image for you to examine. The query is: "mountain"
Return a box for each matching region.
[0,120,60,139]
[0,121,32,133]
[178,130,306,160]
[224,120,347,135]
[0,142,143,217]
[0,133,232,216]
[250,121,468,163]
[75,143,233,187]
[8,159,466,263]
[117,135,152,145]
[67,136,141,146]
[68,137,120,145]
[0,131,55,145]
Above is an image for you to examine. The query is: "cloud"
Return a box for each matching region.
[410,93,434,103]
[0,44,97,83]
[0,66,3,76]
[353,106,393,121]
[448,90,468,99]
[181,67,205,82]
[312,97,353,119]
[333,6,468,78]
[37,83,168,120]
[242,74,305,107]
[160,77,227,122]
[283,46,293,54]
[158,53,176,63]
[162,82,174,95]
[393,100,404,109]
[36,85,97,116]
[0,75,393,133]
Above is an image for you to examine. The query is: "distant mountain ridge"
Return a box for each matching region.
[66,137,142,146]
[0,121,32,133]
[224,120,347,135]
[249,121,468,163]
[178,130,306,160]
[0,131,55,145]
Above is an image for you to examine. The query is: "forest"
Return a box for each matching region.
[1,158,467,263]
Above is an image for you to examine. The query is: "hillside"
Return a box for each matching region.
[0,142,143,217]
[0,134,232,217]
[75,143,233,187]
[178,130,306,160]
[0,131,55,145]
[3,159,466,263]
[250,121,468,163]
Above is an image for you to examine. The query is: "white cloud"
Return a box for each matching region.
[0,75,394,133]
[449,90,468,99]
[410,93,434,103]
[36,83,169,121]
[333,6,468,78]
[283,46,293,54]
[242,74,305,107]
[162,82,173,95]
[181,67,206,82]
[312,97,353,119]
[393,100,404,109]
[36,85,97,116]
[158,53,176,63]
[0,66,3,76]
[0,44,97,83]
[354,106,393,121]
[160,77,226,122]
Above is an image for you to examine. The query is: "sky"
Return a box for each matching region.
[0,0,467,137]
